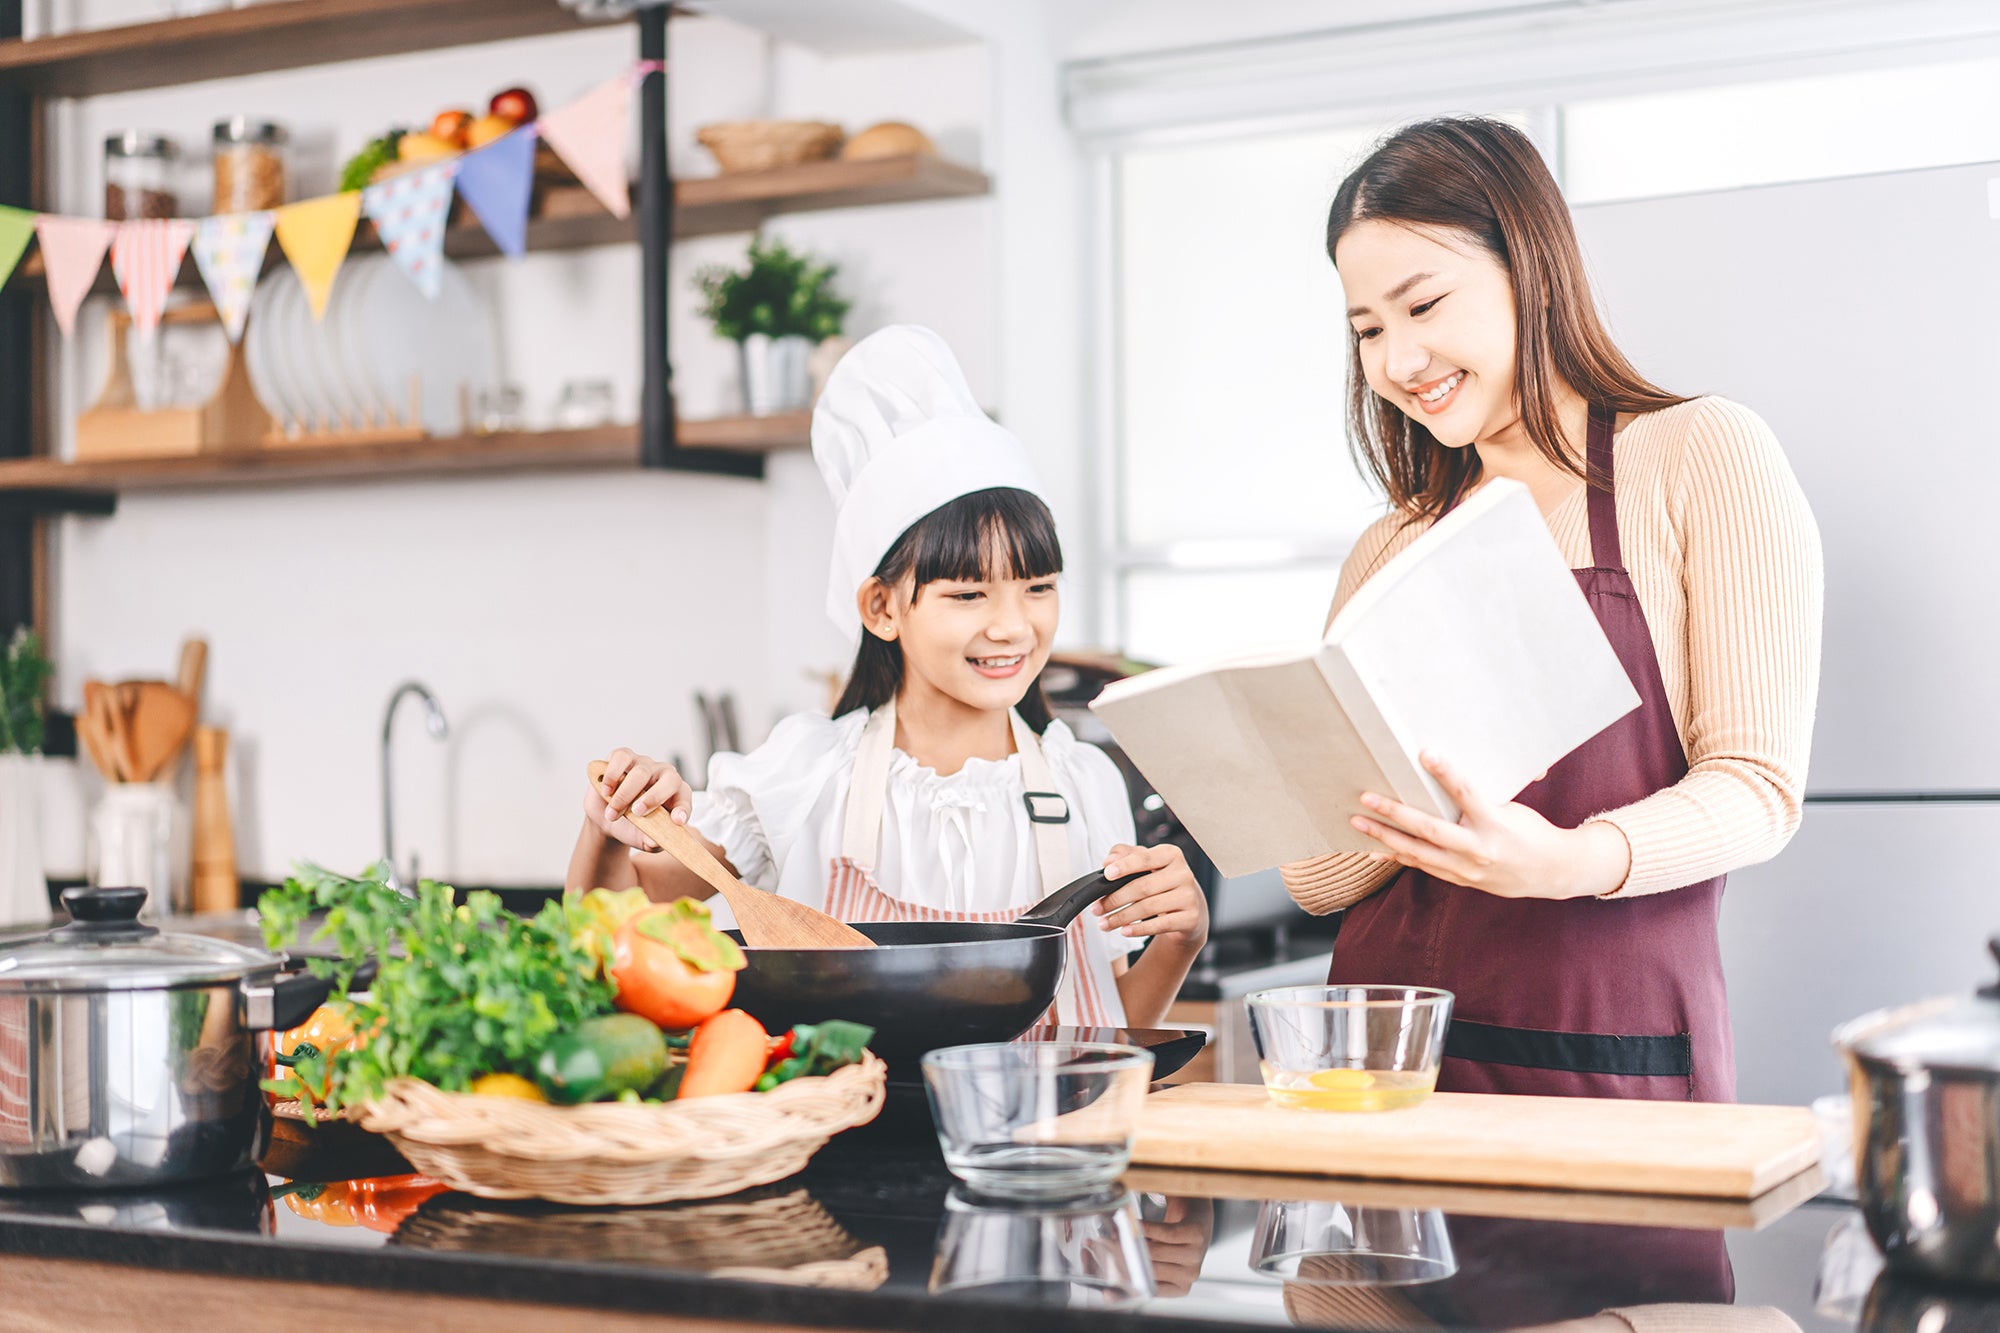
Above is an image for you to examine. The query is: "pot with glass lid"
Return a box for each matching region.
[1833,937,2000,1287]
[0,886,333,1190]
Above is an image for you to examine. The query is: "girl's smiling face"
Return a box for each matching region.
[866,556,1060,717]
[1335,219,1522,449]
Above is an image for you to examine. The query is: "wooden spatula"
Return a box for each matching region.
[587,761,874,950]
[127,681,198,782]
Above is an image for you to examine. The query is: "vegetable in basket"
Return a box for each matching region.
[535,1013,669,1105]
[610,898,746,1030]
[257,865,614,1118]
[679,1009,769,1099]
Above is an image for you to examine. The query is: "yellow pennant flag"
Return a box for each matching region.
[273,192,362,320]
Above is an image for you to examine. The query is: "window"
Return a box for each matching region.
[1561,54,2000,205]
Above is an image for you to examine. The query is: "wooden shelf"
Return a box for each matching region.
[0,412,810,508]
[0,0,607,98]
[3,156,989,296]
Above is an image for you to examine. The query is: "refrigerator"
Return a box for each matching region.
[1570,159,2000,1106]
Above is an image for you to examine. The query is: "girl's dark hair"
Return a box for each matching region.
[833,487,1064,732]
[1327,116,1687,521]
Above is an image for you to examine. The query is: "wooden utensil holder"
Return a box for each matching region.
[74,301,271,460]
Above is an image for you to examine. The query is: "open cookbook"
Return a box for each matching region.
[1089,478,1642,877]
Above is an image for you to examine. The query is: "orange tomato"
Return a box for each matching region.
[610,909,739,1031]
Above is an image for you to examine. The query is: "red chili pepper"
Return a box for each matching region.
[765,1031,795,1066]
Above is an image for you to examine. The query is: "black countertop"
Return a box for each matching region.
[0,1080,1978,1333]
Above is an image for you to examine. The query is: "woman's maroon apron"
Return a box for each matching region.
[1329,406,1734,1102]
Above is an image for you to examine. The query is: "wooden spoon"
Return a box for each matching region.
[587,760,874,950]
[128,681,198,782]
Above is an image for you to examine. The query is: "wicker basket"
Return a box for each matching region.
[394,1185,888,1290]
[355,1054,886,1206]
[696,119,843,173]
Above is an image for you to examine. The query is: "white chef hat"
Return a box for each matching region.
[813,325,1046,640]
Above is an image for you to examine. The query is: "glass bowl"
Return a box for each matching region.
[921,1042,1155,1199]
[1245,985,1453,1111]
[1252,1199,1457,1285]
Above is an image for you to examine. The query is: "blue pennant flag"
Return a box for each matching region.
[455,126,538,260]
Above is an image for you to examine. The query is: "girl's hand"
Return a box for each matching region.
[1094,843,1209,952]
[1350,751,1632,900]
[587,748,694,852]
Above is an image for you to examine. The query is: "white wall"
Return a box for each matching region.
[43,10,1007,887]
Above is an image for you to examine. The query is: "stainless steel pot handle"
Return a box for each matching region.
[239,970,336,1033]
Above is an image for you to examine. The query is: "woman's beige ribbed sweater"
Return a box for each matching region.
[1282,396,1824,910]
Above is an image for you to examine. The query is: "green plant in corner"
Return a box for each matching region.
[694,235,850,343]
[0,627,52,755]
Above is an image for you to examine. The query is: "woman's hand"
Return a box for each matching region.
[1094,843,1209,952]
[1350,750,1632,900]
[587,748,694,852]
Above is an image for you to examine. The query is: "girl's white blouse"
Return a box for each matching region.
[688,709,1140,947]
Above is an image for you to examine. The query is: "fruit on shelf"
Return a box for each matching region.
[430,109,474,148]
[465,113,517,150]
[398,131,457,164]
[489,86,539,125]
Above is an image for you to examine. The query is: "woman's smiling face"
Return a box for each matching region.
[1335,219,1522,449]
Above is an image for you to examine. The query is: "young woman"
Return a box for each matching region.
[1285,118,1823,1101]
[567,325,1207,1029]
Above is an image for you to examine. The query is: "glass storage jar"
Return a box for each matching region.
[212,116,288,213]
[104,131,179,221]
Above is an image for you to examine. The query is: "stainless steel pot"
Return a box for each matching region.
[0,886,332,1190]
[1832,936,2000,1287]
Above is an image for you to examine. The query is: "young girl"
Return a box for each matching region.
[566,325,1207,1029]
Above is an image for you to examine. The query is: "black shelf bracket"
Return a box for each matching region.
[637,4,761,480]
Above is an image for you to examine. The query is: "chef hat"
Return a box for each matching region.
[813,325,1046,640]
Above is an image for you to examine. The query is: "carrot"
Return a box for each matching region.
[678,1009,770,1099]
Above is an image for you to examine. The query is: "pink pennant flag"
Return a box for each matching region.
[111,219,196,336]
[537,74,634,220]
[33,216,116,338]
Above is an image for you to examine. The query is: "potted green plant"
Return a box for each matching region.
[695,235,850,416]
[0,627,52,925]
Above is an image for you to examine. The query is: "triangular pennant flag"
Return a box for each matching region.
[0,207,35,290]
[362,161,460,299]
[191,210,276,343]
[455,125,538,259]
[110,219,196,336]
[33,216,116,338]
[273,192,362,321]
[537,75,633,220]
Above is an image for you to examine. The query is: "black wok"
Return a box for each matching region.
[726,868,1126,1064]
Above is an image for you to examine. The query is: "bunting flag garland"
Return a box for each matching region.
[191,211,276,343]
[8,67,645,338]
[273,191,362,321]
[361,161,459,299]
[537,73,632,220]
[34,216,116,338]
[454,125,538,259]
[0,207,34,291]
[110,219,196,336]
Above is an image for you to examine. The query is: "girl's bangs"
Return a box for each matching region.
[908,488,1063,587]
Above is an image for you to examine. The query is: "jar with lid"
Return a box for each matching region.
[104,132,179,221]
[212,116,288,214]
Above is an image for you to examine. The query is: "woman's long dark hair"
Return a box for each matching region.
[1327,117,1688,521]
[832,487,1064,732]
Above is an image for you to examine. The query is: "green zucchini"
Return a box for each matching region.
[534,1014,668,1104]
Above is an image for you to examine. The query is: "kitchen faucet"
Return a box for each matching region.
[381,680,448,893]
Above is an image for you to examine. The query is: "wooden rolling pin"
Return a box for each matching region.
[190,726,238,915]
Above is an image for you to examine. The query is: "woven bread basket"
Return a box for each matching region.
[696,119,843,173]
[355,1053,886,1206]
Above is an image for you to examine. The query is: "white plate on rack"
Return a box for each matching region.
[243,272,302,434]
[316,261,374,430]
[332,258,389,427]
[358,258,499,436]
[277,273,342,433]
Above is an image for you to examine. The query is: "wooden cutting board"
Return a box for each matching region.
[1132,1083,1820,1199]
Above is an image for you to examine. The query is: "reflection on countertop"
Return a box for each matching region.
[0,1100,1961,1333]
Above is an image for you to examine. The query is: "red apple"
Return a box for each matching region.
[489,87,539,125]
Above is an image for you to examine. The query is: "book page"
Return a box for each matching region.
[1328,479,1642,807]
[1090,658,1394,877]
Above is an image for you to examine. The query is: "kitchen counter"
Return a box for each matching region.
[0,1083,1970,1333]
